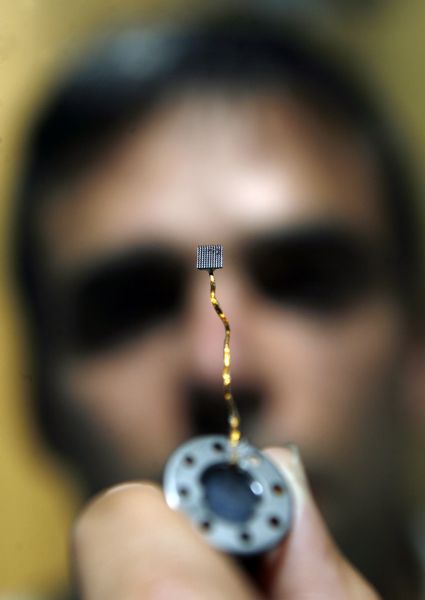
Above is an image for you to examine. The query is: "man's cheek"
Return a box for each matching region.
[258,306,401,448]
[56,329,191,471]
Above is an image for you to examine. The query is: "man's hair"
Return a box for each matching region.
[11,12,423,467]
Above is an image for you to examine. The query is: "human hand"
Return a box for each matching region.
[72,446,379,599]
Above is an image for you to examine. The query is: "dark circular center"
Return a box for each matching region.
[201,463,261,523]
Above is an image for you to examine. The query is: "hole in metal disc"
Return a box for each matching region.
[184,454,195,466]
[272,483,284,495]
[240,531,251,543]
[212,441,225,452]
[200,520,211,531]
[268,516,281,528]
[178,486,189,498]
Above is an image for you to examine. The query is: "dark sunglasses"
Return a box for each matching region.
[45,227,397,354]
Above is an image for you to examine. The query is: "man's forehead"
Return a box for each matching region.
[39,92,386,271]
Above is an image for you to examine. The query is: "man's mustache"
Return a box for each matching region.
[187,382,263,438]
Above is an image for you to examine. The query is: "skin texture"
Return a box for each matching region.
[72,447,379,599]
[36,92,420,594]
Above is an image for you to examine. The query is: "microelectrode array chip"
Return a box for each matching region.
[196,244,223,270]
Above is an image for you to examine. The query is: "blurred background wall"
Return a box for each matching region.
[0,0,424,596]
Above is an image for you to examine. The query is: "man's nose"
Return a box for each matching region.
[182,269,263,436]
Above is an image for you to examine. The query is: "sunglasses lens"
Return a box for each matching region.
[56,250,186,352]
[48,230,389,354]
[246,230,380,314]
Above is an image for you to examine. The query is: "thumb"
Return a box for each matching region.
[260,446,379,599]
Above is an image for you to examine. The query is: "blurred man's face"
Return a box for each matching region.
[39,92,408,539]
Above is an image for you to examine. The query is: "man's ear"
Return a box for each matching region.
[403,334,425,425]
[401,334,425,513]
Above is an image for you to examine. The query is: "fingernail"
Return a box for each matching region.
[283,442,301,461]
[282,442,307,483]
[262,445,310,509]
[104,482,141,496]
[103,482,157,496]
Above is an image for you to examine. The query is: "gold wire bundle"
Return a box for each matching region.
[208,271,241,447]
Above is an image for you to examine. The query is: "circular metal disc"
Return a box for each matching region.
[163,435,292,556]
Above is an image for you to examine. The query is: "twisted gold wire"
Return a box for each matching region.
[209,270,241,446]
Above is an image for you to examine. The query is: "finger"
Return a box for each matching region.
[72,482,258,600]
[260,447,379,599]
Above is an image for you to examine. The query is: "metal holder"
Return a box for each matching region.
[163,434,292,556]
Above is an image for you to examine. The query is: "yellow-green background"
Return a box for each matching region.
[0,1,424,595]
